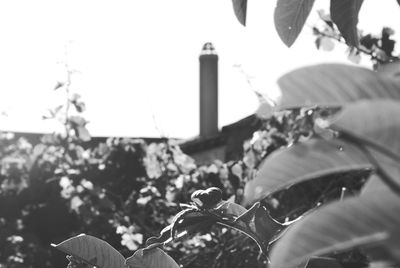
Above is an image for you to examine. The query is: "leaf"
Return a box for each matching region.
[376,61,400,77]
[319,37,335,51]
[213,200,248,218]
[69,115,86,127]
[126,247,180,268]
[54,81,65,90]
[77,126,91,142]
[232,0,247,26]
[146,211,217,246]
[361,174,390,196]
[236,202,260,223]
[330,100,400,194]
[264,64,400,117]
[304,257,344,268]
[51,234,127,268]
[347,49,361,64]
[254,206,284,245]
[330,0,363,47]
[243,138,372,205]
[330,100,400,157]
[274,0,316,47]
[269,192,400,268]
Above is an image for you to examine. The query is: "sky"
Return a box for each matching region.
[0,0,399,138]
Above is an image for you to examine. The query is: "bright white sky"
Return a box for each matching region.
[0,0,399,138]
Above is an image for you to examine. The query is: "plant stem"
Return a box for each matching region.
[313,27,386,64]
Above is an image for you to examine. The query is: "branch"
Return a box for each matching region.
[313,27,386,64]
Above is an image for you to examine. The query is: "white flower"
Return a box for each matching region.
[80,179,93,190]
[70,196,83,212]
[59,176,72,188]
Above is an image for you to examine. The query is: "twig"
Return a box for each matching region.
[313,27,386,64]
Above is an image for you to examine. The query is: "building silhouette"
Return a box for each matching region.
[180,43,260,165]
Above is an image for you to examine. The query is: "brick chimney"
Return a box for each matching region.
[199,42,218,137]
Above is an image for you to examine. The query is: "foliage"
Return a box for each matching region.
[231,1,400,268]
[312,10,399,68]
[232,0,370,47]
[3,1,400,268]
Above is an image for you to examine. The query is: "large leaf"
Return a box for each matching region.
[125,247,180,268]
[269,192,400,268]
[330,100,400,194]
[305,257,344,268]
[330,0,364,47]
[261,64,400,117]
[377,61,400,77]
[274,0,315,47]
[243,138,372,205]
[331,100,400,156]
[361,174,390,196]
[51,234,126,268]
[232,0,247,26]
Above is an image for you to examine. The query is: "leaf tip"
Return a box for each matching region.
[232,0,247,26]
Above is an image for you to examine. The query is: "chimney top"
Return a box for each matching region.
[200,42,217,55]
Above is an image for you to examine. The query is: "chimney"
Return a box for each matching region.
[199,42,218,137]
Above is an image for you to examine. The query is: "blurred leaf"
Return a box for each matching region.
[361,175,390,196]
[305,257,344,268]
[330,100,400,157]
[264,64,400,117]
[51,234,127,268]
[232,0,247,26]
[330,100,400,194]
[269,192,400,268]
[360,34,378,50]
[77,126,91,142]
[243,139,372,205]
[347,49,361,64]
[274,0,315,47]
[376,61,400,77]
[54,81,65,90]
[315,37,321,49]
[125,247,179,268]
[317,9,333,28]
[319,37,335,51]
[330,0,363,47]
[69,116,86,127]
